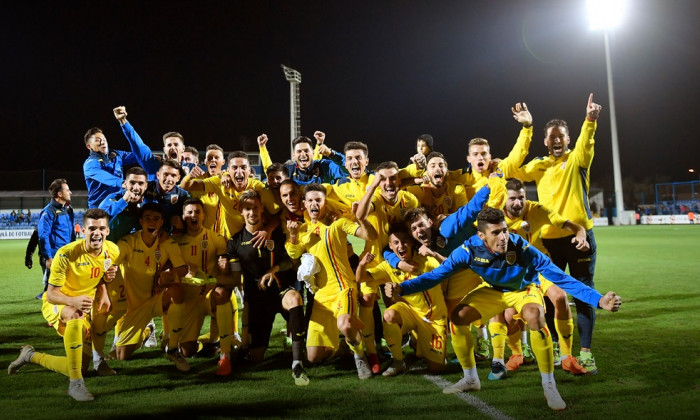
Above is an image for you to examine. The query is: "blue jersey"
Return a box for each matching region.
[38,200,75,258]
[83,150,139,208]
[399,233,603,308]
[284,152,348,185]
[119,121,162,178]
[143,181,190,232]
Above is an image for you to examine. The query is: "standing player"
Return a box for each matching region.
[285,183,377,379]
[8,209,119,402]
[388,208,622,411]
[513,94,603,373]
[406,152,467,223]
[356,224,448,376]
[228,190,308,385]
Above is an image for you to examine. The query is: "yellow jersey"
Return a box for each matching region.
[505,201,568,257]
[48,239,120,300]
[364,190,420,261]
[406,181,468,219]
[175,227,228,278]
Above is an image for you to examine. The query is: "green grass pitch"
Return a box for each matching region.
[1,225,699,419]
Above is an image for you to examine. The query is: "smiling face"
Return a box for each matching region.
[304,190,326,222]
[345,149,368,180]
[204,149,225,176]
[408,215,433,247]
[544,125,570,158]
[84,217,110,254]
[467,144,491,174]
[86,132,109,155]
[293,142,314,170]
[182,203,205,235]
[504,188,526,218]
[227,157,251,191]
[266,170,288,190]
[123,174,148,200]
[426,156,447,187]
[157,165,180,193]
[280,183,301,213]
[389,230,413,262]
[163,136,185,161]
[477,221,509,254]
[139,209,164,240]
[378,167,399,202]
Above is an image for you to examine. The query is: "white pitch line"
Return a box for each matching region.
[422,374,516,420]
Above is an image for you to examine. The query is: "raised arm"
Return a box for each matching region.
[114,106,161,176]
[257,134,273,176]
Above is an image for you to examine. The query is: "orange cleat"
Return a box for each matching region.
[216,354,232,376]
[505,354,524,371]
[562,355,588,376]
[367,353,381,374]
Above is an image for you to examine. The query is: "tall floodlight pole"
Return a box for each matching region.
[282,65,302,159]
[587,0,625,224]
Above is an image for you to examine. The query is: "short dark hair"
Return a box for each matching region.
[375,161,399,172]
[505,178,525,192]
[83,208,110,224]
[477,207,505,232]
[402,207,430,226]
[48,178,67,198]
[425,151,446,167]
[388,223,412,242]
[159,159,181,171]
[184,146,199,155]
[182,197,204,210]
[303,183,326,197]
[266,162,287,175]
[162,132,184,144]
[279,179,299,191]
[138,202,164,219]
[417,134,434,149]
[344,141,369,156]
[544,119,568,136]
[292,136,314,149]
[239,189,262,207]
[125,166,148,179]
[205,144,224,155]
[84,127,103,145]
[227,151,249,165]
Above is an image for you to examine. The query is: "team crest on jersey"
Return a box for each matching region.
[560,162,567,170]
[154,250,162,262]
[170,194,179,204]
[444,196,452,209]
[265,240,275,251]
[201,240,209,250]
[435,235,446,248]
[103,258,112,271]
[505,251,516,265]
[521,221,530,233]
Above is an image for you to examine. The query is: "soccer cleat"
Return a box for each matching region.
[232,332,242,348]
[68,379,95,402]
[382,359,407,377]
[562,355,589,376]
[216,354,232,376]
[522,343,535,363]
[292,364,310,386]
[488,361,507,380]
[355,356,373,380]
[35,291,44,300]
[94,358,116,376]
[505,354,523,371]
[166,349,190,372]
[107,339,117,360]
[143,321,158,348]
[576,351,598,375]
[196,341,220,358]
[474,337,490,361]
[552,342,562,367]
[542,381,567,411]
[443,376,481,394]
[7,345,35,375]
[367,353,381,374]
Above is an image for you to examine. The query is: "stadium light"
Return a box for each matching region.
[690,169,699,182]
[587,0,626,224]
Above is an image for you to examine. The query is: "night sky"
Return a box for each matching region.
[3,0,700,193]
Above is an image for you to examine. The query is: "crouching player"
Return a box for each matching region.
[356,224,447,376]
[8,209,119,402]
[387,208,622,411]
[227,190,308,385]
[112,203,188,363]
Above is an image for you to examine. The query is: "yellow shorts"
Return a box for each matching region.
[118,293,165,346]
[461,285,544,322]
[307,288,358,350]
[443,269,484,302]
[107,270,128,315]
[538,275,555,295]
[389,302,447,365]
[41,296,91,339]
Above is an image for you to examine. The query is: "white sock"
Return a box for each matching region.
[463,366,478,379]
[493,358,505,366]
[292,360,301,369]
[541,371,555,384]
[522,330,528,345]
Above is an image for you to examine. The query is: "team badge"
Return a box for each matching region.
[560,162,567,170]
[521,221,530,233]
[444,196,452,209]
[505,251,516,265]
[201,240,209,250]
[435,235,446,248]
[171,194,179,204]
[154,250,162,263]
[265,240,275,251]
[103,258,112,271]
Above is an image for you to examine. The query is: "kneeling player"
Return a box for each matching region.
[228,190,308,385]
[356,224,447,376]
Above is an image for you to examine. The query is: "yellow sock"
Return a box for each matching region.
[451,323,475,369]
[32,352,68,376]
[231,293,240,334]
[346,339,365,357]
[555,318,574,357]
[359,306,376,355]
[167,303,185,349]
[382,321,403,361]
[507,331,523,355]
[529,326,554,374]
[216,301,233,355]
[64,319,84,380]
[488,322,507,360]
[162,315,170,344]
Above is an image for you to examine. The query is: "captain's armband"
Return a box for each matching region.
[229,258,242,272]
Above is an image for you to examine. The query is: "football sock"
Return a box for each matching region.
[216,301,233,356]
[451,323,475,369]
[555,318,574,357]
[288,306,305,363]
[507,331,523,355]
[488,321,507,360]
[65,319,84,380]
[231,292,240,334]
[167,302,185,350]
[359,305,377,355]
[347,339,365,358]
[382,321,404,361]
[530,326,554,374]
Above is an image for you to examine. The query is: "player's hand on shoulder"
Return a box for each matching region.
[221,173,233,188]
[599,291,622,312]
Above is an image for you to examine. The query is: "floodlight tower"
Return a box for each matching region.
[282,65,302,158]
[587,0,626,224]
